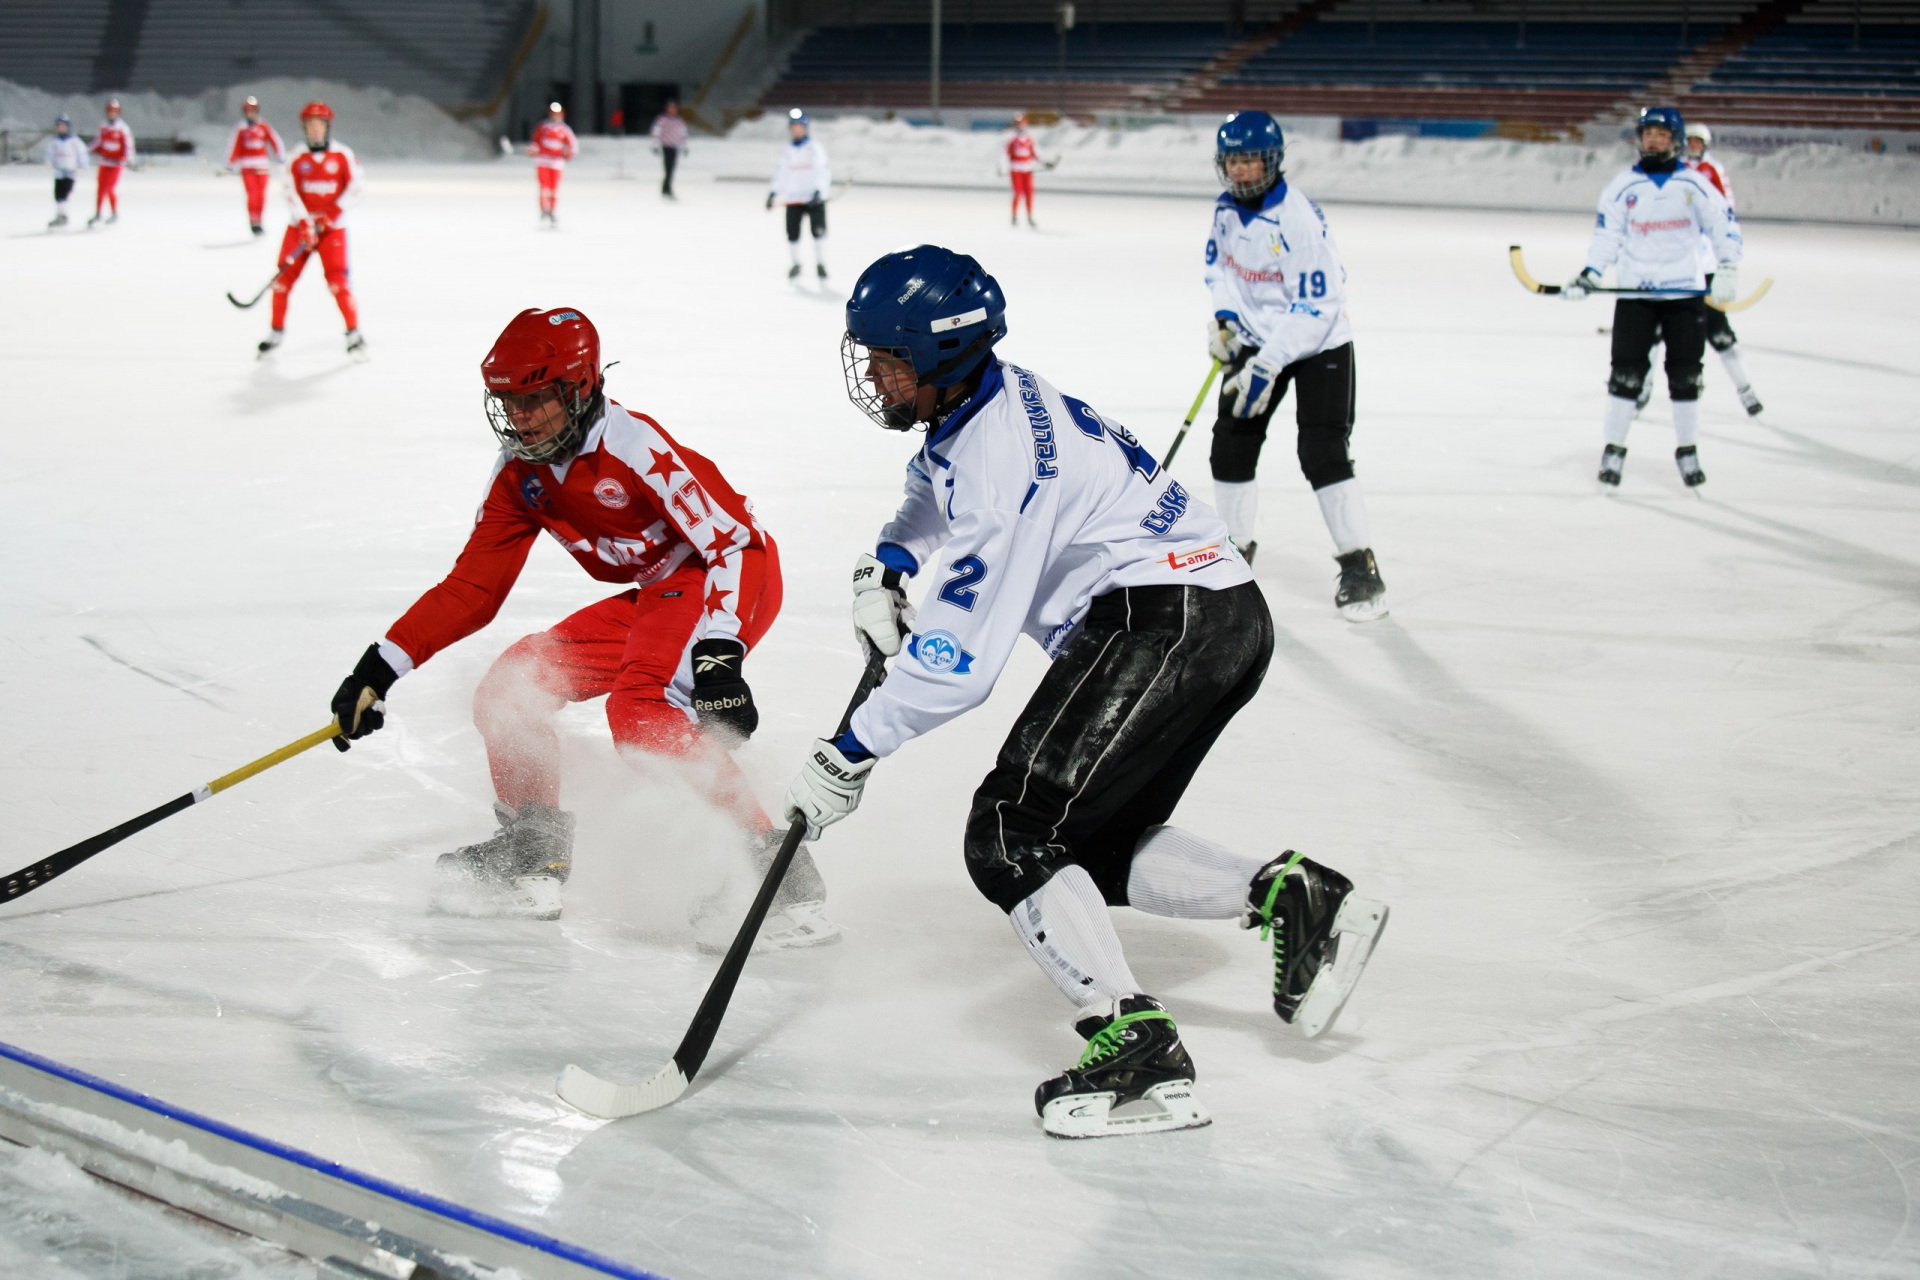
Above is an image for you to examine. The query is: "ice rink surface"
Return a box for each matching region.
[1,160,1917,1279]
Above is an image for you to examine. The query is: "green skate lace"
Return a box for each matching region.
[1259,851,1308,997]
[1076,1011,1173,1068]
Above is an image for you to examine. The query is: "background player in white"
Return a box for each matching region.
[766,108,830,281]
[43,115,87,228]
[1566,107,1741,489]
[1203,111,1386,621]
[781,245,1387,1137]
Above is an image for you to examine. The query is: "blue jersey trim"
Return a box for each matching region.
[1224,179,1289,227]
[874,542,919,576]
[830,729,873,761]
[926,359,1005,451]
[0,1037,666,1280]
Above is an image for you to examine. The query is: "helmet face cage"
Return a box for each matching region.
[1636,108,1684,162]
[1215,148,1282,200]
[841,332,921,431]
[483,379,597,462]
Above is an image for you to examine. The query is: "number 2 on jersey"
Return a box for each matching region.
[939,555,988,610]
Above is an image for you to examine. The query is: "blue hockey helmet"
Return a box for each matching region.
[842,245,1007,431]
[1216,110,1284,200]
[53,114,71,128]
[788,107,810,129]
[1635,106,1685,160]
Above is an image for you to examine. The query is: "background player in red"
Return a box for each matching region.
[258,101,365,358]
[87,99,133,227]
[527,102,578,226]
[327,308,833,944]
[226,96,285,236]
[1686,121,1764,415]
[1005,112,1038,227]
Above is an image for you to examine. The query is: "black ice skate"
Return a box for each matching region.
[1244,851,1388,1039]
[816,263,829,280]
[787,263,802,280]
[250,223,264,236]
[48,212,67,228]
[1334,549,1388,622]
[1231,537,1258,566]
[1675,445,1706,489]
[345,329,368,360]
[1035,995,1211,1138]
[689,828,839,954]
[256,329,283,358]
[431,801,575,921]
[1737,385,1763,416]
[1598,443,1627,487]
[87,212,102,228]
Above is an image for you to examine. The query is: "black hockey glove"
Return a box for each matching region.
[331,644,399,751]
[690,638,757,742]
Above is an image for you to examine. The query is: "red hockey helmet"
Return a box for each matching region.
[300,101,334,121]
[480,307,603,462]
[243,95,260,109]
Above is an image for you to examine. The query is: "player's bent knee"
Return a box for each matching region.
[1209,421,1264,483]
[1608,368,1647,399]
[1708,329,1737,352]
[473,647,564,736]
[607,691,697,757]
[962,808,1067,913]
[1297,427,1355,489]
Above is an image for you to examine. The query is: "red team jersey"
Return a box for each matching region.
[228,120,286,170]
[90,121,133,166]
[287,143,363,224]
[1691,155,1733,206]
[386,403,769,669]
[530,121,579,169]
[1006,133,1038,173]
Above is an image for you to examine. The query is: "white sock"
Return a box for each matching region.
[1126,825,1267,920]
[1213,479,1258,546]
[1717,345,1751,392]
[1604,396,1635,446]
[787,239,802,266]
[1673,398,1701,447]
[813,233,827,270]
[1008,864,1141,1009]
[1314,477,1373,555]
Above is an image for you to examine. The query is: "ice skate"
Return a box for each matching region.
[344,329,368,360]
[1737,385,1763,416]
[1231,537,1258,567]
[816,263,828,280]
[1334,549,1387,622]
[1026,215,1037,228]
[1598,443,1627,488]
[256,329,284,358]
[250,223,264,236]
[87,212,102,228]
[1675,445,1707,490]
[1035,995,1211,1139]
[787,263,802,280]
[691,829,839,954]
[430,802,575,921]
[1244,851,1386,1038]
[48,212,67,229]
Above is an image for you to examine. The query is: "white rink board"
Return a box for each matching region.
[0,162,1916,1280]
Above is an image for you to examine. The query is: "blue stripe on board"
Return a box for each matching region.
[0,1037,667,1280]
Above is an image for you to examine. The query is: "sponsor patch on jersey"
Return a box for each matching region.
[909,630,974,675]
[593,477,631,508]
[930,307,987,333]
[550,311,581,324]
[659,590,683,598]
[1166,544,1222,571]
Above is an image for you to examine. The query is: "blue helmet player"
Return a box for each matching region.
[783,244,1389,1138]
[1204,110,1387,620]
[767,107,831,281]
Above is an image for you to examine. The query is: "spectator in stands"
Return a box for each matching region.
[45,115,88,229]
[766,108,830,281]
[650,101,688,200]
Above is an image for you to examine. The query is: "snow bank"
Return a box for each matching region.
[0,76,491,162]
[692,114,1920,227]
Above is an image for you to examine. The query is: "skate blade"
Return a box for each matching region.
[1042,1081,1211,1139]
[1338,595,1389,624]
[1294,895,1389,1039]
[556,1060,688,1119]
[695,901,842,955]
[430,872,562,921]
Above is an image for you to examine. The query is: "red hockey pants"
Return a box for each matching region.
[1010,171,1034,218]
[473,543,783,827]
[94,165,122,216]
[537,165,562,214]
[270,225,357,331]
[241,169,270,225]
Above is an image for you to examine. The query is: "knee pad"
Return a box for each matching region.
[963,802,1068,913]
[1296,425,1355,489]
[1667,368,1705,401]
[606,690,696,756]
[1608,368,1646,399]
[1708,327,1737,353]
[472,644,564,738]
[1209,418,1266,483]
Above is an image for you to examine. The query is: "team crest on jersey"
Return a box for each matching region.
[519,475,551,509]
[909,630,974,675]
[1625,194,1639,210]
[593,477,630,508]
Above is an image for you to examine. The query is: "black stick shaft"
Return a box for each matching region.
[670,644,890,1084]
[228,244,309,308]
[3,792,195,901]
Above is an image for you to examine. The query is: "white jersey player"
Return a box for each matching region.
[766,108,830,280]
[781,245,1388,1138]
[1565,107,1742,489]
[44,116,88,228]
[1202,111,1385,620]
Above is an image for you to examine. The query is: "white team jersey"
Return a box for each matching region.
[769,137,831,204]
[849,359,1253,758]
[1584,163,1742,297]
[1204,181,1353,369]
[45,135,88,176]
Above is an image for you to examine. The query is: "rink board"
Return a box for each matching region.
[0,1039,661,1280]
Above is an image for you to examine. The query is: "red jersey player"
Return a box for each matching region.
[226,96,285,235]
[1006,113,1038,227]
[328,308,834,943]
[527,102,578,226]
[87,99,133,227]
[258,101,365,358]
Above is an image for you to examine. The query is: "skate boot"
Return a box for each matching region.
[87,212,102,228]
[1675,445,1706,489]
[1598,443,1627,487]
[1035,995,1210,1138]
[256,328,284,358]
[48,212,67,228]
[1230,537,1258,567]
[816,263,828,280]
[787,263,802,280]
[1736,385,1763,416]
[690,828,840,954]
[1334,549,1388,622]
[344,329,368,359]
[250,223,264,236]
[431,802,575,921]
[1243,851,1388,1038]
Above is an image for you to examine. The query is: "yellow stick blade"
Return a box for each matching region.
[1709,276,1773,313]
[1509,245,1545,293]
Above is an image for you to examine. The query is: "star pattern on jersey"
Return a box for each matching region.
[704,524,739,568]
[646,448,682,486]
[704,584,732,618]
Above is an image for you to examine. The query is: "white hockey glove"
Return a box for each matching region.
[1225,354,1282,419]
[784,738,875,839]
[1207,316,1246,365]
[1562,269,1600,301]
[1710,264,1739,306]
[851,552,914,657]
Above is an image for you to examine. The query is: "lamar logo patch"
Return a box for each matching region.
[909,630,974,675]
[1166,544,1222,571]
[593,477,631,509]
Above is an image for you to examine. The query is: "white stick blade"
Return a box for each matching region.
[556,1061,688,1119]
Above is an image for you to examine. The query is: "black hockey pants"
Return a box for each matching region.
[53,176,74,203]
[1610,297,1708,401]
[660,146,678,196]
[1210,341,1356,489]
[963,582,1274,912]
[784,200,826,241]
[1648,278,1738,354]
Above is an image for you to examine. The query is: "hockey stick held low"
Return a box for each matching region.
[227,242,311,309]
[1508,245,1771,312]
[1159,359,1222,468]
[556,643,892,1120]
[2,722,344,905]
